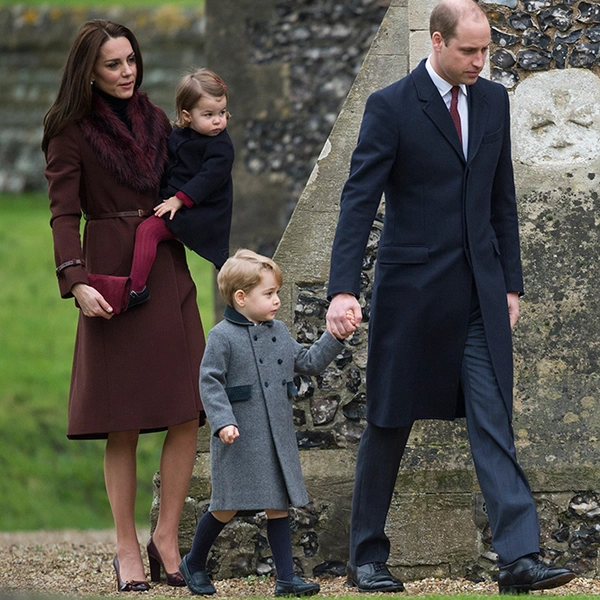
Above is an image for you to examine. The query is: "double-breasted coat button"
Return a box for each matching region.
[277,359,283,364]
[282,379,286,386]
[253,335,258,341]
[272,337,277,342]
[264,381,269,387]
[259,358,264,364]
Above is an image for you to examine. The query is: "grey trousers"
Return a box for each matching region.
[350,292,540,567]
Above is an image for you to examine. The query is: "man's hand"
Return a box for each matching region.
[507,292,520,329]
[154,196,184,220]
[326,293,362,339]
[219,425,239,444]
[72,282,114,319]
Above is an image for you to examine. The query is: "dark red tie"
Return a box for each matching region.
[450,86,462,144]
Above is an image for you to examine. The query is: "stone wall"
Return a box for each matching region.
[2,5,205,192]
[181,0,408,580]
[204,0,389,257]
[183,0,600,583]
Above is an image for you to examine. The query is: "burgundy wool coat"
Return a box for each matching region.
[45,91,206,439]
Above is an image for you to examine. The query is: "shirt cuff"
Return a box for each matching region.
[176,191,194,208]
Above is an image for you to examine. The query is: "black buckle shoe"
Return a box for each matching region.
[127,286,150,310]
[347,562,405,593]
[274,575,320,597]
[498,554,575,594]
[179,555,216,595]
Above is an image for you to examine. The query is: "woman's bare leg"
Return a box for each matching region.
[105,430,146,583]
[151,418,199,573]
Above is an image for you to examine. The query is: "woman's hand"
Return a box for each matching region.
[71,282,114,319]
[154,196,184,220]
[219,425,239,444]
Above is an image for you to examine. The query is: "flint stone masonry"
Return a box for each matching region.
[204,0,389,257]
[485,0,600,88]
[179,0,600,583]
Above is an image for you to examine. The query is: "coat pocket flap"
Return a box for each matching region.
[378,245,429,264]
[226,385,252,403]
[482,126,503,145]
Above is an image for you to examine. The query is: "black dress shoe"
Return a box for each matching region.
[127,286,150,310]
[179,555,216,595]
[498,554,575,594]
[347,562,405,593]
[274,574,320,596]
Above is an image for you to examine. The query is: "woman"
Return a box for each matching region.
[42,20,205,592]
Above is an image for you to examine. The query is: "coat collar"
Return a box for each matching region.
[465,79,488,162]
[78,91,168,192]
[223,305,274,327]
[172,126,203,142]
[172,126,229,143]
[411,59,488,164]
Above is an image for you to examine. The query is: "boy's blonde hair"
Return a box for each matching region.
[174,68,228,128]
[218,249,283,308]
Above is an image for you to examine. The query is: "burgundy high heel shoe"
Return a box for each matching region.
[147,538,185,587]
[113,556,150,592]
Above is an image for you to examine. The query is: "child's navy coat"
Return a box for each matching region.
[160,127,234,269]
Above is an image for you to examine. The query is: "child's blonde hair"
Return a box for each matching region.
[174,68,228,128]
[218,249,283,308]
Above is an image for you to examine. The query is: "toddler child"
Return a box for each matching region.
[179,249,356,596]
[88,68,234,313]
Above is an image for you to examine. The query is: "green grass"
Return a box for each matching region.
[0,193,213,530]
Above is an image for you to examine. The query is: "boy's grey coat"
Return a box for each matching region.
[201,306,344,511]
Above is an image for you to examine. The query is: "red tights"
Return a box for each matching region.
[130,216,176,291]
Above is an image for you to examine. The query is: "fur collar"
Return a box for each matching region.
[78,91,168,192]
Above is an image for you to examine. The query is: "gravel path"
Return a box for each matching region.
[0,530,594,597]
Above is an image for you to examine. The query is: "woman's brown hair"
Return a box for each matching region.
[42,19,143,154]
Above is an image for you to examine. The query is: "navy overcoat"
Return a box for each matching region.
[328,60,523,428]
[160,127,234,269]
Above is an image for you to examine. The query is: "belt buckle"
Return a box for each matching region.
[138,209,144,217]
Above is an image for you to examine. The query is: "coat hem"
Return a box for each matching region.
[67,416,204,440]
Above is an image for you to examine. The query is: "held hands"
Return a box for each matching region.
[154,196,184,220]
[326,293,361,340]
[219,425,239,444]
[71,282,114,319]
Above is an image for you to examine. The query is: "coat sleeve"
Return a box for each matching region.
[200,327,239,436]
[489,86,524,295]
[328,90,398,298]
[292,329,345,376]
[180,135,234,205]
[45,126,88,298]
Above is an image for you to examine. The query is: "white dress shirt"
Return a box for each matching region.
[425,56,469,157]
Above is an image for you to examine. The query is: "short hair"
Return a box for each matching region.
[173,68,228,128]
[430,0,487,43]
[217,249,283,308]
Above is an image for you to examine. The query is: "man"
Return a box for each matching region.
[326,0,575,594]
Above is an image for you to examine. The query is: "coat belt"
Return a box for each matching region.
[84,209,151,220]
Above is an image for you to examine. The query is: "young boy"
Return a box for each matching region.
[179,249,356,596]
